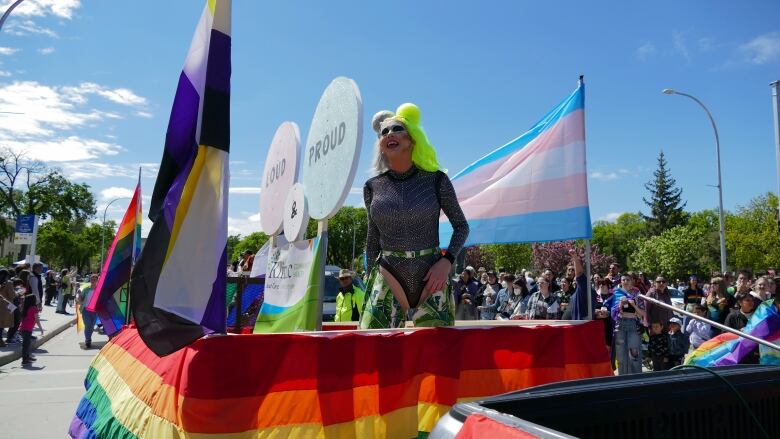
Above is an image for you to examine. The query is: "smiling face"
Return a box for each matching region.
[378,119,413,168]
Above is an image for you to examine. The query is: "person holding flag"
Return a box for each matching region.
[360,103,469,329]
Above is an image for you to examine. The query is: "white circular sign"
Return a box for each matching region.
[302,77,363,220]
[283,183,309,242]
[260,122,300,235]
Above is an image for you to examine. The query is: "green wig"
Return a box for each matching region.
[376,103,443,173]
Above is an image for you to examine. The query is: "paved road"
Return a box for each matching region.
[0,325,107,438]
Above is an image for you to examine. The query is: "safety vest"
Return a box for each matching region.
[335,287,365,322]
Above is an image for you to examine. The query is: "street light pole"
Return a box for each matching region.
[662,88,728,274]
[770,81,780,237]
[100,197,129,273]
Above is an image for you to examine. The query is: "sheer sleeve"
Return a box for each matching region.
[364,181,381,273]
[438,172,469,257]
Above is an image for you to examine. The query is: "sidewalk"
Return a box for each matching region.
[0,302,76,367]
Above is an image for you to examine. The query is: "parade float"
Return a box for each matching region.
[69,1,614,438]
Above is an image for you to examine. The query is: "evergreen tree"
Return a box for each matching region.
[642,151,687,235]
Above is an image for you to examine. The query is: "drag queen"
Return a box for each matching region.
[360,103,469,329]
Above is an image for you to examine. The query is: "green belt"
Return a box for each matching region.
[381,248,439,258]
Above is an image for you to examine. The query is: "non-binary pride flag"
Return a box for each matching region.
[130,0,231,356]
[85,179,141,336]
[440,82,591,246]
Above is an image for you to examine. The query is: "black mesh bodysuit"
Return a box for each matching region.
[364,166,469,308]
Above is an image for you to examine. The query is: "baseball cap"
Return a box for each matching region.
[668,317,682,326]
[338,269,353,279]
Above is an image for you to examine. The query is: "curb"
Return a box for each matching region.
[0,317,76,367]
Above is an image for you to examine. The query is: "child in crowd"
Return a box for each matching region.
[19,290,38,366]
[480,289,497,320]
[647,321,670,371]
[686,304,712,349]
[667,317,690,367]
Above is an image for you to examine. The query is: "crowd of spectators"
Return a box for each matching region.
[0,263,84,365]
[449,258,778,375]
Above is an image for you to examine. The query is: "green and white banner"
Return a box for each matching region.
[254,236,324,333]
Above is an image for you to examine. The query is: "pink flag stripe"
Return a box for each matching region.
[453,109,584,197]
[456,173,589,220]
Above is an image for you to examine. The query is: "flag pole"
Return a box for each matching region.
[578,74,594,321]
[126,166,141,325]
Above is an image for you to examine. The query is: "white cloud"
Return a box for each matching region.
[599,212,624,222]
[229,187,261,194]
[636,42,656,61]
[1,136,121,162]
[62,82,147,106]
[2,0,82,19]
[37,47,55,55]
[58,162,159,181]
[739,32,780,65]
[0,47,20,55]
[228,213,262,236]
[349,186,362,195]
[673,31,691,63]
[135,110,153,118]
[0,70,11,77]
[99,186,134,200]
[6,20,57,38]
[590,171,620,181]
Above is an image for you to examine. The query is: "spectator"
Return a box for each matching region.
[78,274,100,349]
[557,277,573,317]
[56,269,70,314]
[667,317,689,367]
[44,270,58,306]
[596,279,615,350]
[733,270,753,303]
[19,287,38,366]
[542,269,561,293]
[768,277,777,300]
[524,270,537,292]
[524,275,561,320]
[335,269,365,322]
[29,262,44,306]
[646,276,674,332]
[682,276,705,316]
[566,249,591,320]
[498,275,527,320]
[724,291,761,331]
[752,276,770,301]
[478,271,488,287]
[476,271,501,307]
[508,277,532,319]
[0,269,14,347]
[706,277,735,334]
[767,267,777,278]
[647,321,670,371]
[604,263,621,289]
[634,272,650,294]
[480,273,515,319]
[686,304,712,349]
[5,276,22,344]
[454,268,479,309]
[611,274,646,375]
[19,270,43,335]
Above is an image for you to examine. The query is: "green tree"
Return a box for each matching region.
[37,220,116,272]
[226,234,241,263]
[725,193,780,272]
[591,212,648,268]
[642,151,687,236]
[630,223,713,280]
[479,244,532,273]
[305,206,367,269]
[231,232,270,262]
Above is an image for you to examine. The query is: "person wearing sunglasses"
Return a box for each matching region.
[646,276,674,332]
[360,103,469,329]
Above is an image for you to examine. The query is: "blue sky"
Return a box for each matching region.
[0,0,779,237]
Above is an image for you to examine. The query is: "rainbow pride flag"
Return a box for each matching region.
[686,299,780,366]
[440,81,591,246]
[86,181,141,336]
[69,322,611,438]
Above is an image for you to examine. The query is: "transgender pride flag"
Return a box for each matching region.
[440,81,591,246]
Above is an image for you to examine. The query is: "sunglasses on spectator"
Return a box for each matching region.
[655,280,666,283]
[380,124,406,137]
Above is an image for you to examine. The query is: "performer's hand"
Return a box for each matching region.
[423,258,452,296]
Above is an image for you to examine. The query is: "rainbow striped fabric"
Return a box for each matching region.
[86,182,141,336]
[129,0,231,355]
[440,83,591,246]
[69,322,611,438]
[686,299,780,366]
